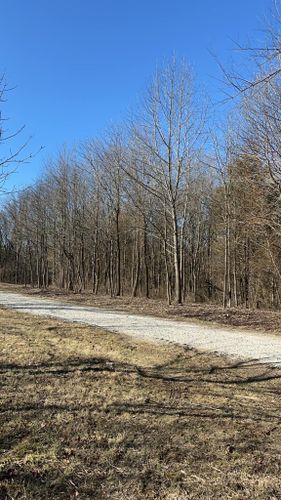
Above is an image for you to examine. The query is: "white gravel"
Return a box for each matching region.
[1,291,281,366]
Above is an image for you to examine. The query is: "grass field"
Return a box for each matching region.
[1,308,281,499]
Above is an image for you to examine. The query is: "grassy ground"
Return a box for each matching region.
[2,282,281,335]
[1,309,281,498]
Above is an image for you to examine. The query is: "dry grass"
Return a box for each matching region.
[1,308,281,498]
[2,282,281,335]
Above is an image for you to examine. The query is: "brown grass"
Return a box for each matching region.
[2,282,281,335]
[1,307,281,498]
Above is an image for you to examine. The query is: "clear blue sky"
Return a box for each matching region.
[2,0,272,190]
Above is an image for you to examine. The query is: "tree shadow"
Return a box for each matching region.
[1,351,281,394]
[108,400,281,423]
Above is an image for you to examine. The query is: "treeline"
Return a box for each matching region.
[1,56,281,308]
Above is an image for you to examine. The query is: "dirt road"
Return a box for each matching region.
[1,290,281,365]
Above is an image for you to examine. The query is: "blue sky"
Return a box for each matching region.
[1,0,272,190]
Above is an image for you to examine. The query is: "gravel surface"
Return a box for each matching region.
[1,291,281,365]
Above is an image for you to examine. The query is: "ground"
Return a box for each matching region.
[1,307,281,499]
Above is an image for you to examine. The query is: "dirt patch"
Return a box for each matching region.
[1,308,281,498]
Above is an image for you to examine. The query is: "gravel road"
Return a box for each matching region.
[1,291,281,365]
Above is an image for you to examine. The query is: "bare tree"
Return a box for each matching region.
[128,58,206,304]
[0,75,36,191]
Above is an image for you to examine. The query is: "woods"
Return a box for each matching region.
[2,50,281,310]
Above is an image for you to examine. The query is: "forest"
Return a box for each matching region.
[1,37,281,310]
